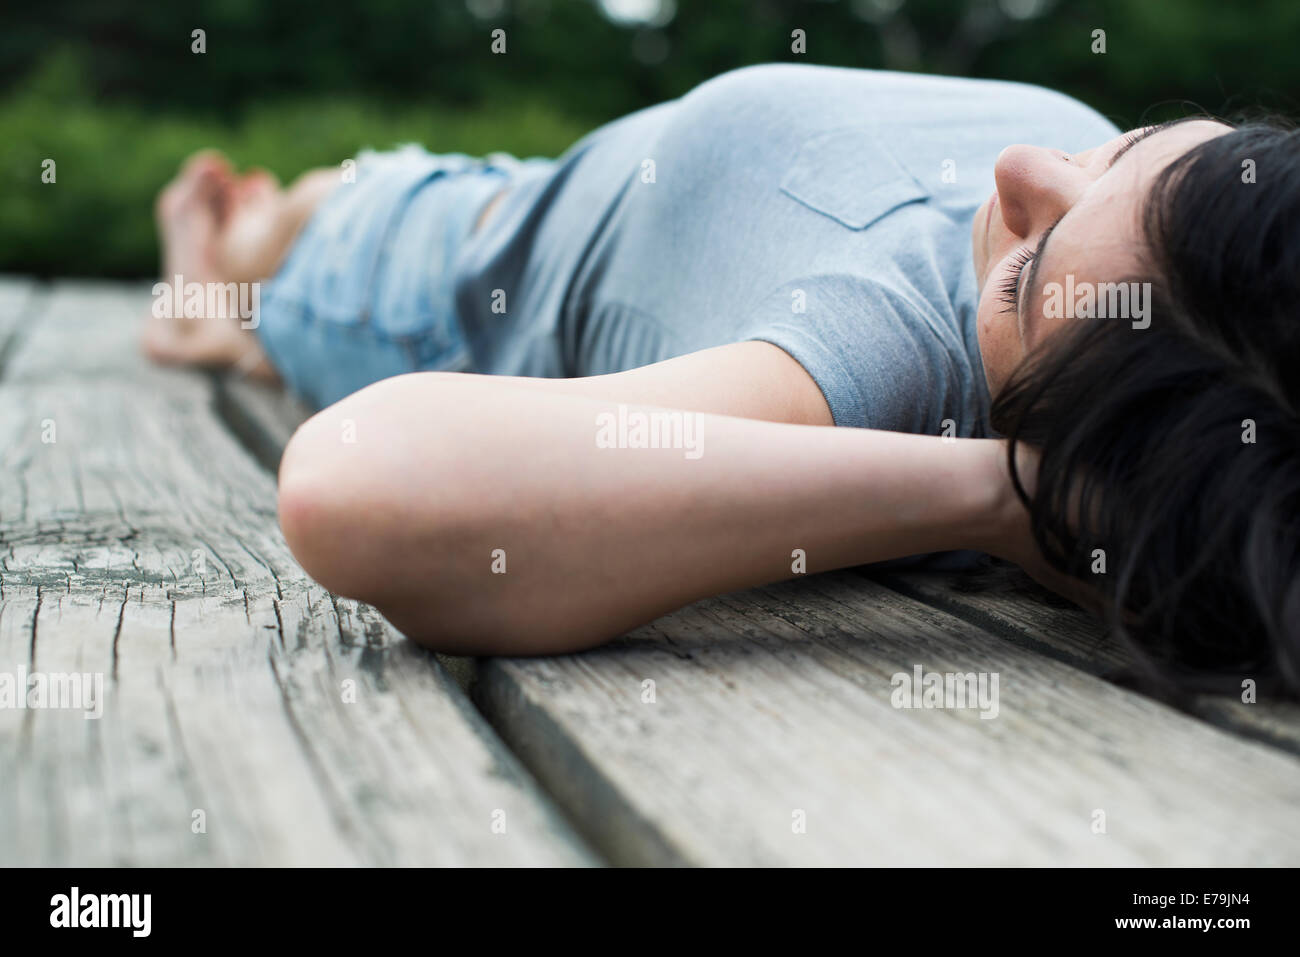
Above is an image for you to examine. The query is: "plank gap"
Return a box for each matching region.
[869,567,1300,760]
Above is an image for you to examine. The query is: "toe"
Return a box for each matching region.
[158,150,232,219]
[181,149,232,179]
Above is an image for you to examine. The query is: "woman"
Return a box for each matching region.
[144,65,1299,695]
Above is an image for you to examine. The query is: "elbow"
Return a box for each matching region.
[277,411,382,602]
[276,377,447,605]
[275,375,501,649]
[274,373,610,655]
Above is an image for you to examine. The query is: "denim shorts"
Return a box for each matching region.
[255,146,528,409]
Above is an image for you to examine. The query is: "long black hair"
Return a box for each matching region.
[991,117,1300,698]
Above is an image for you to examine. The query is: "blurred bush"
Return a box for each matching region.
[3,0,1297,277]
[1,49,588,276]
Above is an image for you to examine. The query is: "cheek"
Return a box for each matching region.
[975,297,1021,396]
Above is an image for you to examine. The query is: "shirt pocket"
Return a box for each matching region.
[779,126,928,229]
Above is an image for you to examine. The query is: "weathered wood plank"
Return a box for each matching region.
[210,374,478,691]
[3,281,161,384]
[874,569,1300,756]
[0,277,36,312]
[477,572,1300,865]
[214,377,312,473]
[0,281,593,866]
[0,277,39,372]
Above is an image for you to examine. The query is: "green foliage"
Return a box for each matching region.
[3,0,1296,276]
[1,50,588,276]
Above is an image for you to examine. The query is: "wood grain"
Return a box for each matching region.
[0,282,593,866]
[874,569,1300,755]
[479,572,1300,865]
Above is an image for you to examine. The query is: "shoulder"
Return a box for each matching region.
[960,76,1121,138]
[678,65,1119,147]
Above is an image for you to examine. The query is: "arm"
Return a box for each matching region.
[472,340,837,426]
[277,342,1023,655]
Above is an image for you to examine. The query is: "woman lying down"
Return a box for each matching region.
[143,65,1300,696]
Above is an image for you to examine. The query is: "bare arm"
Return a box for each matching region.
[277,342,1025,654]
[470,340,837,425]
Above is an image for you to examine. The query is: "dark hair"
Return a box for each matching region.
[991,117,1300,699]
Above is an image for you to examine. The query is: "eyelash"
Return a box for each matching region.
[1118,129,1144,151]
[1111,125,1164,166]
[996,246,1035,313]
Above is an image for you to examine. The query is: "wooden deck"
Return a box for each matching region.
[2,277,1298,866]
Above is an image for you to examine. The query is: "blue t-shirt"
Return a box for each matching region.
[453,65,1119,435]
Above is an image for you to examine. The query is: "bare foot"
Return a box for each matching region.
[143,152,338,384]
[142,306,277,379]
[143,151,277,380]
[155,149,232,281]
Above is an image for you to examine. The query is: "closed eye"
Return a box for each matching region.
[1106,117,1203,170]
[996,247,1035,314]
